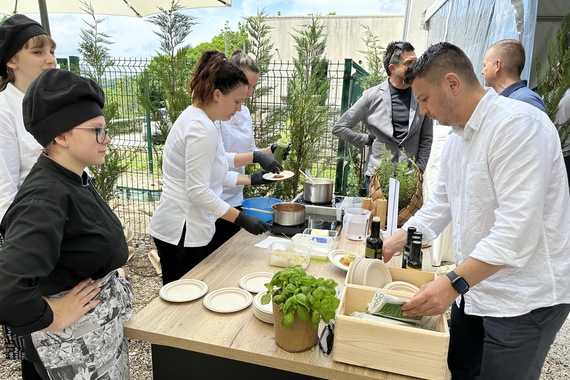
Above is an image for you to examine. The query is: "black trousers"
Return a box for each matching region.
[153,224,220,285]
[22,358,45,380]
[448,297,570,380]
[208,209,242,253]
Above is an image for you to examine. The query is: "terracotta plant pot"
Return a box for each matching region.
[272,303,318,353]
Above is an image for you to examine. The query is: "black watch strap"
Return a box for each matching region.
[446,270,470,295]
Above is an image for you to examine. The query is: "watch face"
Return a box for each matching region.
[454,278,469,295]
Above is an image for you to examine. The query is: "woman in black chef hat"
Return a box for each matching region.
[0,69,134,380]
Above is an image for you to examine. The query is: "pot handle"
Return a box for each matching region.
[242,206,274,215]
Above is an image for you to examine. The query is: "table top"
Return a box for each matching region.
[124,230,432,380]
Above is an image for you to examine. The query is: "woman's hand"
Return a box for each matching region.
[42,278,101,332]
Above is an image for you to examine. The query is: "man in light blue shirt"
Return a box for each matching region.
[481,39,546,112]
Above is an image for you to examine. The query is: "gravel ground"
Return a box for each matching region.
[0,244,568,380]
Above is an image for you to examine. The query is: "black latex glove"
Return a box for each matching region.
[251,170,273,185]
[234,211,271,235]
[366,133,375,146]
[270,142,292,161]
[253,150,283,173]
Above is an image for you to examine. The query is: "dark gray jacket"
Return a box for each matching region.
[332,79,433,175]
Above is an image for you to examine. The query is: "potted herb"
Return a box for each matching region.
[261,266,340,352]
[369,145,423,227]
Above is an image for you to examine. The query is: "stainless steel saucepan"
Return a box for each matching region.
[242,202,306,226]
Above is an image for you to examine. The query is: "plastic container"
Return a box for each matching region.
[242,197,282,222]
[342,208,371,241]
[268,240,311,269]
[291,232,338,261]
[273,137,290,164]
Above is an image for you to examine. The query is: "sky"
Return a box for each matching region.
[2,0,405,58]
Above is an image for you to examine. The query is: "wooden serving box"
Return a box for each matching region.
[334,268,450,380]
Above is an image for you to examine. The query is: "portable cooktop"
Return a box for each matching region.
[270,214,337,236]
[292,193,344,221]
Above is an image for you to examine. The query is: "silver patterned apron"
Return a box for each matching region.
[30,270,135,380]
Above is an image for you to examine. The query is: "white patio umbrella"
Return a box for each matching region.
[1,0,232,35]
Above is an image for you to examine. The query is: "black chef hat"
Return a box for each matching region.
[0,14,48,76]
[23,69,105,147]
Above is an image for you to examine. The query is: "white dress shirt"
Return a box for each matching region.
[217,105,257,207]
[403,89,570,317]
[0,83,43,219]
[149,106,236,247]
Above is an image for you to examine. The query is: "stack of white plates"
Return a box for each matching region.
[383,281,419,295]
[252,290,274,324]
[346,258,392,288]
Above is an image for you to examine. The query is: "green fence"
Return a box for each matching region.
[75,57,368,241]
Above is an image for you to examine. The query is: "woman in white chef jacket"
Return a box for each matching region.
[149,50,273,285]
[209,50,287,250]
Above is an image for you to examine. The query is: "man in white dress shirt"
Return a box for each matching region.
[383,42,570,380]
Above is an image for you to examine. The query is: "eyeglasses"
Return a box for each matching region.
[74,127,109,144]
[389,43,407,66]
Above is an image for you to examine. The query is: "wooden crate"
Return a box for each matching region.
[333,271,450,380]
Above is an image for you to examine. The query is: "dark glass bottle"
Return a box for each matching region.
[412,231,423,243]
[365,216,382,259]
[407,239,423,270]
[401,227,416,269]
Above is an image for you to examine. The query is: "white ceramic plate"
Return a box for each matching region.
[262,170,294,181]
[203,287,253,313]
[159,279,208,303]
[239,272,274,293]
[328,249,359,272]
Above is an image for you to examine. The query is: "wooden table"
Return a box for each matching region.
[124,231,434,380]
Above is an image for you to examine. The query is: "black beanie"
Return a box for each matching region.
[0,14,48,76]
[23,69,105,147]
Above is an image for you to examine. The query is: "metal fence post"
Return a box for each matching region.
[143,71,154,174]
[334,59,354,195]
[68,56,80,74]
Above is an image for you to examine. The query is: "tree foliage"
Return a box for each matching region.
[536,13,570,153]
[357,24,387,89]
[138,0,196,143]
[275,15,332,200]
[78,0,128,203]
[78,1,114,84]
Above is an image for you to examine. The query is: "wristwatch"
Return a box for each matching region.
[446,270,470,295]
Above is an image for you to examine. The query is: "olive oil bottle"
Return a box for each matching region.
[401,227,416,268]
[365,216,383,259]
[407,239,423,270]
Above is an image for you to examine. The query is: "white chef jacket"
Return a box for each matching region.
[0,83,43,219]
[149,106,237,247]
[217,105,257,207]
[403,89,570,317]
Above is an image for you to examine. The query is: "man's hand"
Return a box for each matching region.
[401,276,457,316]
[382,228,407,262]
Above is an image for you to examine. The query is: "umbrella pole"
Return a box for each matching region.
[37,0,52,35]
